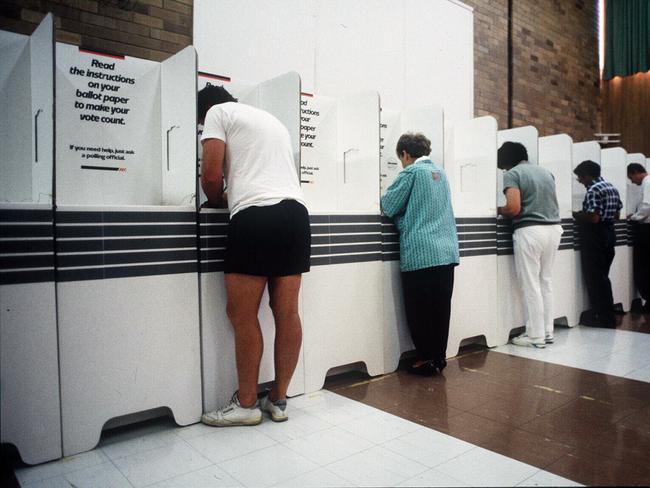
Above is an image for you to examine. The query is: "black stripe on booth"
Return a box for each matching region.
[57,250,198,268]
[200,261,225,273]
[0,209,53,222]
[1,239,54,254]
[311,252,382,267]
[0,269,55,285]
[56,262,198,282]
[57,211,196,223]
[56,224,197,238]
[56,236,198,253]
[0,225,53,238]
[0,254,55,269]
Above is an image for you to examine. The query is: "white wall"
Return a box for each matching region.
[193,0,473,126]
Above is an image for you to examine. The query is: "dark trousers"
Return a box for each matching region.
[579,222,616,320]
[632,223,650,303]
[401,264,455,364]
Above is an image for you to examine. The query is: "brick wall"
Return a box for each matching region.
[0,0,192,62]
[465,0,599,142]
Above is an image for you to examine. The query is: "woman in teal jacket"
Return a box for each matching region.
[381,133,459,376]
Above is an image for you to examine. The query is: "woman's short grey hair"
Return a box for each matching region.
[396,132,431,159]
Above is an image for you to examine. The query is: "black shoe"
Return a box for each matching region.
[581,315,616,328]
[642,302,650,314]
[434,359,447,373]
[407,361,438,377]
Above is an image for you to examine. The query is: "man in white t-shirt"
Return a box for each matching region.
[198,84,311,427]
[627,163,649,312]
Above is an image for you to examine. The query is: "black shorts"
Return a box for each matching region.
[224,199,311,277]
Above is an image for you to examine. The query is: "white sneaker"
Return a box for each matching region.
[511,334,545,349]
[260,394,288,422]
[545,333,554,344]
[201,392,262,427]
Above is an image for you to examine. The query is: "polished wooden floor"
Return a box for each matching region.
[327,311,650,486]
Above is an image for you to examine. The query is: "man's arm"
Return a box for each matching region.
[201,138,226,207]
[497,187,521,218]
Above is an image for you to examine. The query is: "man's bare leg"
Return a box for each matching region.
[225,273,267,407]
[267,274,303,401]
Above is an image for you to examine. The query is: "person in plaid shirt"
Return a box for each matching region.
[573,160,623,328]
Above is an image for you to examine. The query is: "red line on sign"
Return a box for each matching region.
[301,92,314,97]
[79,47,125,60]
[199,72,231,82]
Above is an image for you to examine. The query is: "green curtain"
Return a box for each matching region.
[603,0,650,80]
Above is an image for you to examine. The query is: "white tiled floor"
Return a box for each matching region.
[16,389,581,488]
[493,325,650,382]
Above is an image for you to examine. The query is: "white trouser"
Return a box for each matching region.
[513,224,563,340]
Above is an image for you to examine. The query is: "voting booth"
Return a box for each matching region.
[54,44,201,456]
[445,116,499,355]
[197,71,306,411]
[495,126,539,342]
[300,91,383,391]
[380,106,444,371]
[626,153,646,308]
[539,134,578,326]
[0,15,61,465]
[572,141,602,317]
[601,147,630,312]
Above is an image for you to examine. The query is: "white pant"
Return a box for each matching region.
[513,224,563,340]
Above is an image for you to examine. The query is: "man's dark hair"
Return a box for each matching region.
[396,132,431,159]
[574,160,601,178]
[197,84,238,123]
[627,163,647,175]
[497,141,528,170]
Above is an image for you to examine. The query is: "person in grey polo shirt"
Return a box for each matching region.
[497,142,563,348]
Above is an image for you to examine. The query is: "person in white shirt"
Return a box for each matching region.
[627,163,649,312]
[198,84,310,426]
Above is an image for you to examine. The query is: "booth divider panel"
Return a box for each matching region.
[161,47,198,206]
[0,31,32,202]
[1,205,61,464]
[539,134,577,326]
[627,153,646,304]
[0,16,61,465]
[601,147,630,310]
[30,15,54,204]
[444,117,499,355]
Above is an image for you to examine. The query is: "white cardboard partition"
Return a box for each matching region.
[198,72,306,412]
[301,91,383,392]
[539,134,578,326]
[601,147,629,311]
[380,105,444,372]
[496,126,538,342]
[627,153,647,305]
[445,116,499,356]
[55,46,201,456]
[162,48,199,206]
[0,15,61,465]
[572,141,602,317]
